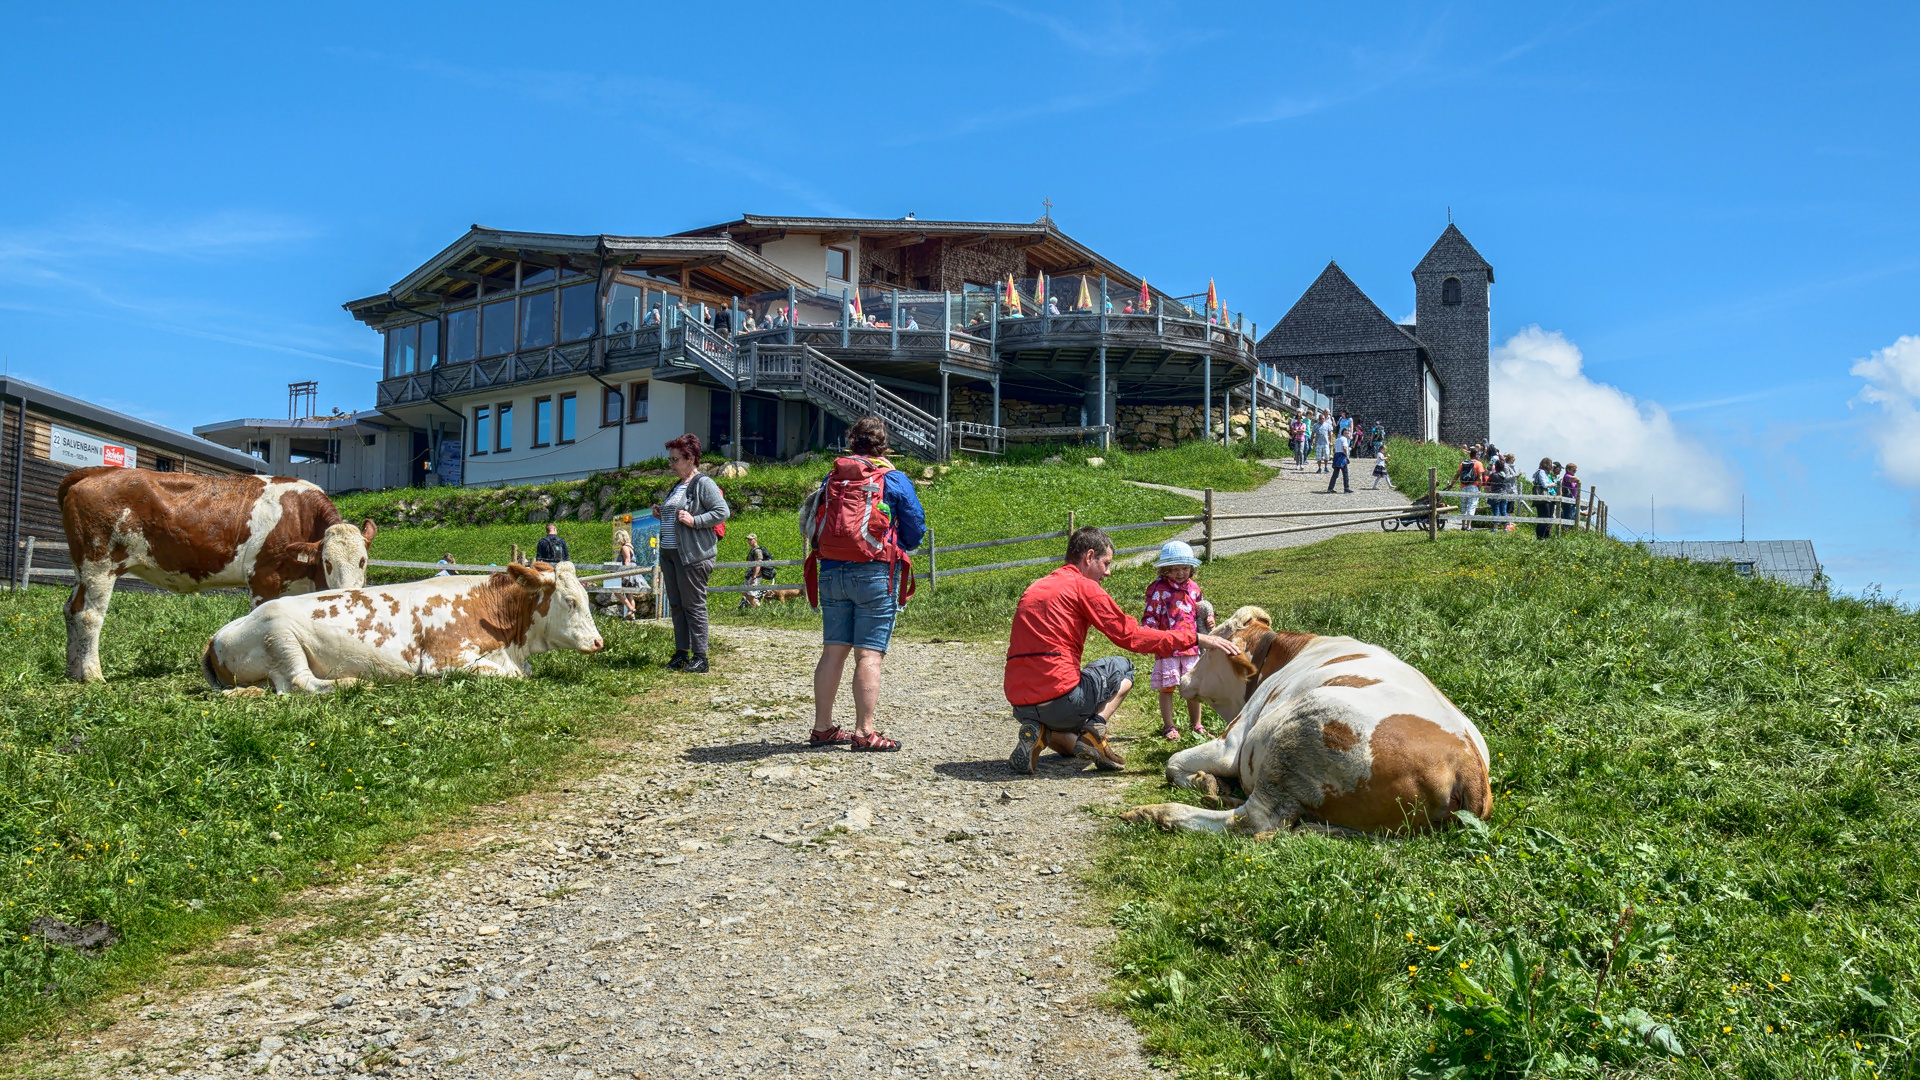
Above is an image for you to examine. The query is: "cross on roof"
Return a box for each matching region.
[1042,196,1053,220]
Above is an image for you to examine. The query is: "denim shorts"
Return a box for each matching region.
[819,560,900,653]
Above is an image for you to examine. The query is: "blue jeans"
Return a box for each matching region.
[818,560,900,653]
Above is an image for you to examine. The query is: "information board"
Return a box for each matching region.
[49,424,137,470]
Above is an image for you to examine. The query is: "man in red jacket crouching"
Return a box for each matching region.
[1004,527,1242,774]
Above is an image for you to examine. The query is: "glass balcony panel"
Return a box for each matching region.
[607,283,646,332]
[481,300,516,358]
[521,265,557,287]
[385,325,417,376]
[559,282,595,342]
[520,290,556,350]
[420,319,441,369]
[447,308,478,364]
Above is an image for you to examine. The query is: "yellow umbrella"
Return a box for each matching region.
[1075,276,1093,311]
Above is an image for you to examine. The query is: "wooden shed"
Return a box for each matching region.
[2,376,264,586]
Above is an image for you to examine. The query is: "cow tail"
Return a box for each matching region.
[201,640,228,690]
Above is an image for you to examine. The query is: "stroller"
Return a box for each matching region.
[1382,493,1447,533]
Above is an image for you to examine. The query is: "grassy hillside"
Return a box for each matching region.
[0,587,672,1042]
[1093,530,1920,1078]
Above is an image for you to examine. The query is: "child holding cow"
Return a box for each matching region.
[1142,541,1214,741]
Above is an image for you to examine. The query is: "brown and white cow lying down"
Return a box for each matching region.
[1121,606,1491,837]
[58,467,376,682]
[202,562,603,695]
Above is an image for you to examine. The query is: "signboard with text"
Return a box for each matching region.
[48,424,137,470]
[436,438,463,486]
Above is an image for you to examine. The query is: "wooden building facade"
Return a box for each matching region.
[2,376,264,585]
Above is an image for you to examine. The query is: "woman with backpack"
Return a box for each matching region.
[1531,456,1557,540]
[803,416,926,752]
[653,432,732,673]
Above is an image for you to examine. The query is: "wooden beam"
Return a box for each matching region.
[476,246,564,268]
[869,233,927,251]
[729,228,786,246]
[948,233,993,249]
[816,231,858,245]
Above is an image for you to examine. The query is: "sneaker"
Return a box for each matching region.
[1073,730,1126,771]
[665,650,689,670]
[680,655,710,674]
[1008,720,1044,775]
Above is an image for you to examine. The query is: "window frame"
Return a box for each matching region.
[825,246,851,282]
[1441,276,1462,306]
[480,298,517,358]
[1322,374,1346,397]
[495,401,513,452]
[531,396,552,448]
[445,306,479,364]
[558,392,577,444]
[518,289,557,351]
[602,385,622,428]
[627,380,650,423]
[471,406,491,455]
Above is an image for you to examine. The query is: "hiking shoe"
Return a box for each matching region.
[1073,730,1126,771]
[666,650,690,670]
[680,655,710,674]
[1008,720,1044,775]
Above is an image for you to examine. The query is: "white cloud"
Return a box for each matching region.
[1489,326,1735,519]
[1850,335,1920,487]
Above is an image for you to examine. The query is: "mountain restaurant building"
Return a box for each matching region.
[344,215,1320,487]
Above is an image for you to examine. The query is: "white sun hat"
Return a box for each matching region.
[1154,540,1201,568]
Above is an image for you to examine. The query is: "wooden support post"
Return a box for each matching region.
[927,527,936,594]
[992,375,1001,428]
[652,561,666,622]
[841,289,851,349]
[1428,469,1439,541]
[1585,487,1598,531]
[20,536,34,590]
[1097,344,1108,450]
[787,286,797,347]
[1099,276,1109,333]
[1202,355,1211,441]
[1203,489,1215,562]
[940,370,950,460]
[1067,510,1076,535]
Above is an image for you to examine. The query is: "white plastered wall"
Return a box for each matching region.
[450,376,710,486]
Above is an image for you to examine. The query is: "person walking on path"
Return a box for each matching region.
[612,528,639,620]
[535,523,570,565]
[739,532,775,608]
[1312,413,1331,473]
[654,432,731,673]
[1531,457,1558,540]
[1559,463,1582,531]
[1372,448,1392,489]
[1142,541,1213,741]
[1368,421,1386,457]
[804,416,925,753]
[1454,448,1486,527]
[1004,526,1241,775]
[1326,430,1352,493]
[1289,415,1306,469]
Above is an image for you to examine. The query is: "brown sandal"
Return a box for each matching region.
[809,725,854,747]
[850,731,900,752]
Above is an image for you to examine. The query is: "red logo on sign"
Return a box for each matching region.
[103,445,128,467]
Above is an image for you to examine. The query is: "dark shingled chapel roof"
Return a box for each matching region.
[1255,262,1429,360]
[1413,223,1495,282]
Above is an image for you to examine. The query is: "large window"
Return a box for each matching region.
[496,402,513,451]
[385,325,418,376]
[521,264,557,288]
[520,290,555,349]
[825,246,851,281]
[1442,277,1462,306]
[481,300,516,357]
[533,396,553,447]
[471,406,491,455]
[560,282,595,342]
[447,308,478,364]
[558,393,577,443]
[602,386,622,427]
[627,380,649,422]
[420,319,441,369]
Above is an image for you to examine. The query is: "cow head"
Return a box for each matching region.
[1179,605,1274,721]
[511,561,604,655]
[319,519,378,589]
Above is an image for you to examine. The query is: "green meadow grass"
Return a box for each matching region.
[1094,530,1920,1078]
[0,587,672,1043]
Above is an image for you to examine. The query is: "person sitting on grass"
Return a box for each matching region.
[1004,527,1241,775]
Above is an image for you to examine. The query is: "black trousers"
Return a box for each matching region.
[1326,462,1350,492]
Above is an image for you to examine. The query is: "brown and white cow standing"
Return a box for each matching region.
[201,562,603,694]
[1122,606,1491,837]
[58,467,376,682]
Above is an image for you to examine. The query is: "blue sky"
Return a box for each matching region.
[3,3,1916,596]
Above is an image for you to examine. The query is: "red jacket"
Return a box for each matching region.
[1004,565,1197,706]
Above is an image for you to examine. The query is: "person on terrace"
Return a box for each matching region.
[1004,527,1241,775]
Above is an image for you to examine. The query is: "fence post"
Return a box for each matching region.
[652,561,666,622]
[1203,489,1215,562]
[1067,510,1076,536]
[20,536,34,590]
[1585,486,1598,531]
[1428,469,1438,541]
[927,527,936,595]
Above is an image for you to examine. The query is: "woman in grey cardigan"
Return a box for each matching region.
[653,432,732,673]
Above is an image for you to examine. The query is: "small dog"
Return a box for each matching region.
[739,586,805,609]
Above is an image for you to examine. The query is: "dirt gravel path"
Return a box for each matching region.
[47,628,1156,1080]
[1131,455,1413,561]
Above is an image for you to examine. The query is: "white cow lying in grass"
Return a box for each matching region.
[1122,605,1491,836]
[202,562,604,695]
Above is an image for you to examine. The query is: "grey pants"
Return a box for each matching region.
[659,547,713,657]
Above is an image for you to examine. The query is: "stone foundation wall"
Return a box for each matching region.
[950,388,1298,449]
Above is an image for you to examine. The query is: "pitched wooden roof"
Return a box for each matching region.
[1413,224,1495,282]
[1256,262,1429,359]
